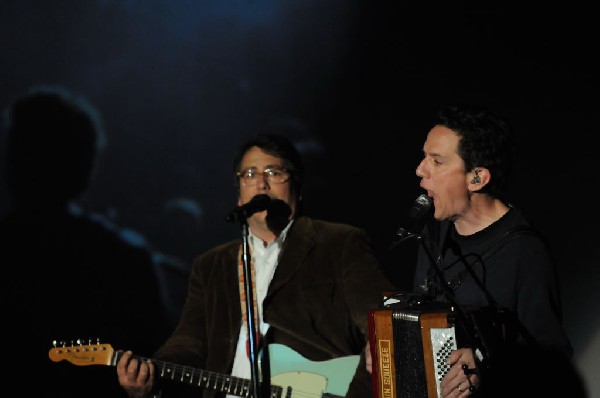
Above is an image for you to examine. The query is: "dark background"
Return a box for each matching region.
[1,1,598,395]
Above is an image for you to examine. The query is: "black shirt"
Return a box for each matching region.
[412,206,573,359]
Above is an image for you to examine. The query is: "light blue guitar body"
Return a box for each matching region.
[268,343,360,397]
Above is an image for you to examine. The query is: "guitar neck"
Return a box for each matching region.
[114,351,286,398]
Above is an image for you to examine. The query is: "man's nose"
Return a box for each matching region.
[256,172,270,188]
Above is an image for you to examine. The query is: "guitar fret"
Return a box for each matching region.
[195,369,204,386]
[220,375,228,391]
[181,366,191,382]
[200,372,209,388]
[190,368,198,385]
[160,362,173,380]
[235,378,247,396]
[207,372,216,389]
[243,380,251,397]
[240,378,249,396]
[186,367,195,384]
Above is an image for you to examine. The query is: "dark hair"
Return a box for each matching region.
[232,132,304,200]
[3,85,105,206]
[435,104,516,198]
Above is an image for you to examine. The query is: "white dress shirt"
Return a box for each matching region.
[226,221,292,397]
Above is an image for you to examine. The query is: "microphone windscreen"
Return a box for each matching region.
[409,194,432,220]
[266,199,291,236]
[226,194,271,222]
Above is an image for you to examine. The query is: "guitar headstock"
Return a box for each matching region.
[49,341,114,366]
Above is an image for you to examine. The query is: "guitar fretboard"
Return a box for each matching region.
[113,351,285,398]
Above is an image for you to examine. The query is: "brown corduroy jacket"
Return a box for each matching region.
[153,216,396,398]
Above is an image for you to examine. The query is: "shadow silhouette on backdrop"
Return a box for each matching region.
[0,86,187,398]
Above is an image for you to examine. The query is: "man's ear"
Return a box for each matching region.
[469,168,490,189]
[470,169,481,185]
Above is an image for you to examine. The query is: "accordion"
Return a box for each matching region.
[368,293,457,398]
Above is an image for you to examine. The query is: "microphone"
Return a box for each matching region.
[226,194,271,222]
[408,193,432,222]
[396,194,432,239]
[266,199,292,236]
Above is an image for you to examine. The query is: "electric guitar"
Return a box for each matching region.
[49,341,360,397]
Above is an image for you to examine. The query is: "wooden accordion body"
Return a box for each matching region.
[368,293,457,398]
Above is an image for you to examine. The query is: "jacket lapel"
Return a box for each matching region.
[266,217,314,296]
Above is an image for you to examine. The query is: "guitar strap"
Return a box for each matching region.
[237,243,273,397]
[237,244,263,356]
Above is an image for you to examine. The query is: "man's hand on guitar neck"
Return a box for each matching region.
[117,350,156,398]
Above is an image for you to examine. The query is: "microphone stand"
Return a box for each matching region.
[238,219,265,398]
[395,228,490,364]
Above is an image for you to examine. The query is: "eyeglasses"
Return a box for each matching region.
[237,166,290,186]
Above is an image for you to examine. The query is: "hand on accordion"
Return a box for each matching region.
[440,348,479,397]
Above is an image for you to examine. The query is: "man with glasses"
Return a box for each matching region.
[116,133,396,398]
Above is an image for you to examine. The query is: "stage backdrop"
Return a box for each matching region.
[1,2,597,396]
